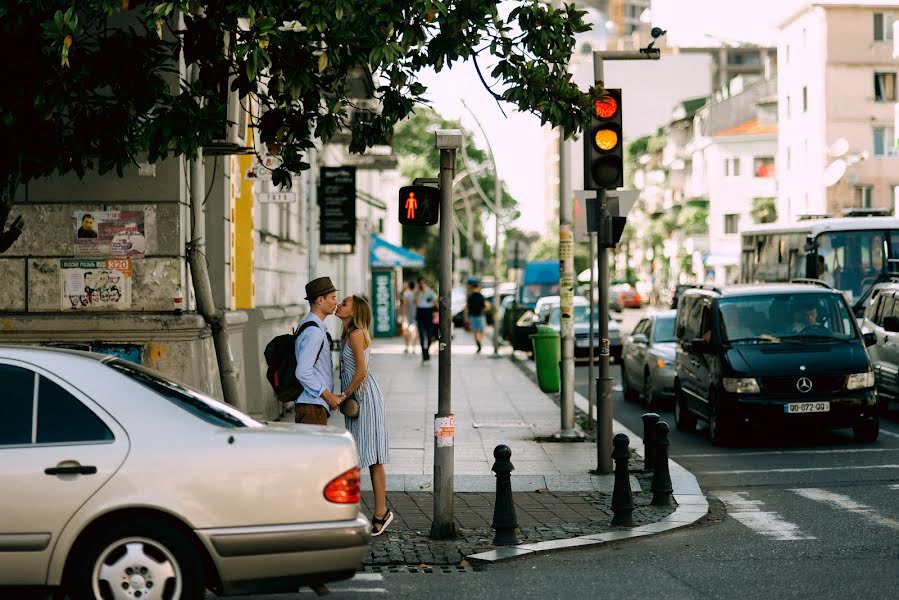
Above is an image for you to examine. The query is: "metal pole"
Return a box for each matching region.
[555,129,582,440]
[432,131,461,540]
[587,232,596,429]
[596,191,613,473]
[307,147,318,281]
[493,170,502,356]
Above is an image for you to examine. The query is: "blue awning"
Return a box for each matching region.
[370,234,425,268]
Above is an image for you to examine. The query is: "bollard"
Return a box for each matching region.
[651,421,674,507]
[641,412,660,472]
[491,444,519,545]
[610,433,635,526]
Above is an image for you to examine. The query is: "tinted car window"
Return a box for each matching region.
[0,364,35,445]
[675,297,694,339]
[653,317,677,342]
[108,360,260,428]
[867,292,882,325]
[37,377,113,444]
[719,293,857,343]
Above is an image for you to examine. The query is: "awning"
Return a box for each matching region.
[703,252,740,267]
[370,234,425,268]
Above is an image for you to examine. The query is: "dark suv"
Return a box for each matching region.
[673,283,879,445]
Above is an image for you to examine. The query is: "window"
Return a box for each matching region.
[698,305,713,342]
[724,158,741,177]
[876,293,896,326]
[802,87,808,112]
[873,127,896,157]
[724,214,740,234]
[754,157,776,178]
[854,186,874,208]
[36,377,113,444]
[653,316,677,343]
[875,72,897,102]
[874,12,896,41]
[0,365,35,446]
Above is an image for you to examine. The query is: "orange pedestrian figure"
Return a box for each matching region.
[405,191,418,220]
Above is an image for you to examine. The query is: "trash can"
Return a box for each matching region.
[531,325,560,393]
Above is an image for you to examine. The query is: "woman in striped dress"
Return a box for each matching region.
[335,295,393,536]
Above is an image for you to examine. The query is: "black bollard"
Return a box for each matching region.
[610,433,635,526]
[491,444,519,545]
[642,412,660,472]
[651,421,674,507]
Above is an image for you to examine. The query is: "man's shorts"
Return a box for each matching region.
[469,315,486,331]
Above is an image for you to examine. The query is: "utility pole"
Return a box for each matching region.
[432,129,463,540]
[307,146,319,281]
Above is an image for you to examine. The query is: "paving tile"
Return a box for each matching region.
[468,547,535,562]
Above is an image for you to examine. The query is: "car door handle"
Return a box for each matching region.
[45,465,97,476]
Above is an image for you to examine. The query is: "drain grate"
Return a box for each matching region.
[363,564,475,574]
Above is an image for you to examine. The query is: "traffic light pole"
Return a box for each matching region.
[432,129,463,540]
[590,48,660,475]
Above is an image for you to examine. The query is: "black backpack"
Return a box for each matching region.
[264,321,326,403]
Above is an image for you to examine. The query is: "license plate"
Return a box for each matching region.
[784,401,830,414]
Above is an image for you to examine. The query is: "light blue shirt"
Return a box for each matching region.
[294,313,333,414]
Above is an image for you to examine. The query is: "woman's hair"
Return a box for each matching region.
[342,295,372,348]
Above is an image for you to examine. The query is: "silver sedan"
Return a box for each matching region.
[621,311,677,408]
[0,346,369,599]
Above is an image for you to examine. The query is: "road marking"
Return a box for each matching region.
[700,464,899,475]
[879,429,899,439]
[889,484,899,490]
[300,588,387,594]
[791,488,899,532]
[713,491,815,540]
[676,448,899,459]
[353,574,385,581]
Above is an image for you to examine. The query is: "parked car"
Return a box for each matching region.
[611,284,642,309]
[673,283,879,445]
[621,310,678,408]
[0,346,369,598]
[861,280,899,414]
[669,284,695,309]
[501,261,560,340]
[544,300,622,362]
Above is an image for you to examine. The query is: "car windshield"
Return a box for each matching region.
[108,360,262,428]
[719,293,857,344]
[653,316,676,342]
[549,305,607,325]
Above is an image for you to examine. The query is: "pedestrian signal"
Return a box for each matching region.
[398,185,440,226]
[584,89,623,191]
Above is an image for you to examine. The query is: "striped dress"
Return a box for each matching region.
[340,343,390,469]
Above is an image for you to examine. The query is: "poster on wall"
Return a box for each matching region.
[74,210,147,258]
[60,259,132,310]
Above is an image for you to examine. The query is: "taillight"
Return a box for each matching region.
[323,466,361,504]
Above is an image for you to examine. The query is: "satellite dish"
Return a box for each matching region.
[828,138,850,158]
[823,159,847,187]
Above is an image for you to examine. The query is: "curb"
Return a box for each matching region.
[465,357,708,564]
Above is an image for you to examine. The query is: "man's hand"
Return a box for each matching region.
[322,390,344,411]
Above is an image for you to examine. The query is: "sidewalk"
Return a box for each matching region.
[282,329,706,565]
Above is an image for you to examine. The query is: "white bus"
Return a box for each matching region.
[740,212,899,316]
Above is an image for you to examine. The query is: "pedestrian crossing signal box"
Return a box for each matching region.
[399,185,440,226]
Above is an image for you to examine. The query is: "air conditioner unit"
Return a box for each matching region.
[204,27,253,155]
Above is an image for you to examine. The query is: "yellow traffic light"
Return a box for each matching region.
[594,129,619,151]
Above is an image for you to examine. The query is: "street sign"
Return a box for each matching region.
[607,190,639,217]
[398,185,440,226]
[319,167,356,247]
[257,192,296,204]
[573,190,597,242]
[504,239,530,261]
[371,270,395,337]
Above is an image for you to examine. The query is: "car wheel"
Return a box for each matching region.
[621,361,637,401]
[708,392,730,446]
[643,369,654,409]
[674,382,696,433]
[66,517,206,600]
[853,416,880,443]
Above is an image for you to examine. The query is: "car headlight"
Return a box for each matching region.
[846,371,875,390]
[723,377,760,394]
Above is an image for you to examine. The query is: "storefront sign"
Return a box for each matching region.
[320,166,356,247]
[372,270,395,338]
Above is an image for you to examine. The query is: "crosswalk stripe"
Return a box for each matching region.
[791,488,899,532]
[700,464,899,475]
[714,491,816,540]
[299,588,387,594]
[677,448,899,459]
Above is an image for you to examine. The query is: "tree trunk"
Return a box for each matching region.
[0,164,24,253]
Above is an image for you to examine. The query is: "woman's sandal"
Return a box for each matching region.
[371,510,394,537]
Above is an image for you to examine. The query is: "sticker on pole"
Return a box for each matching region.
[600,338,610,356]
[435,416,455,447]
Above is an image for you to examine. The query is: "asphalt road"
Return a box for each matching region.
[235,307,899,598]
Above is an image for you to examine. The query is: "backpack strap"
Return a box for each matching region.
[296,320,328,367]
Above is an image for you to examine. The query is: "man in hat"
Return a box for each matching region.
[295,276,344,425]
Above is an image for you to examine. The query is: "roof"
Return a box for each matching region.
[712,118,777,137]
[685,283,842,299]
[741,216,899,236]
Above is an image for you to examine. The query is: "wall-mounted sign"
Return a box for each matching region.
[371,270,395,338]
[320,166,356,247]
[257,192,297,204]
[245,154,283,180]
[74,210,146,258]
[60,258,132,310]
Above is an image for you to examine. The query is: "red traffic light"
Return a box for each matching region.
[594,95,618,119]
[398,185,440,226]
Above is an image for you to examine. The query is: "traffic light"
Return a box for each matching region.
[398,185,440,226]
[584,89,623,191]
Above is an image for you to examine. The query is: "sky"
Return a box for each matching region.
[417,0,797,234]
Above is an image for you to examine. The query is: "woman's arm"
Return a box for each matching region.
[344,329,368,396]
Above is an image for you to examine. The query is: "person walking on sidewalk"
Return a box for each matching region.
[295,277,344,425]
[465,282,490,353]
[335,294,393,536]
[400,281,418,353]
[415,277,438,362]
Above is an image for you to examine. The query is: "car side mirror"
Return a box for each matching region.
[884,316,899,333]
[691,338,712,353]
[631,333,649,345]
[863,331,877,347]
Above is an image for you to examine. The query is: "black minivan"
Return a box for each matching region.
[673,283,879,445]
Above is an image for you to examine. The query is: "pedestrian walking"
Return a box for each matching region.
[415,277,438,362]
[294,276,344,425]
[335,294,393,536]
[465,282,490,353]
[400,281,418,353]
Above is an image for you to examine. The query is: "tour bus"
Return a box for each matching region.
[740,210,899,316]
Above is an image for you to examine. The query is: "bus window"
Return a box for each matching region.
[817,230,887,302]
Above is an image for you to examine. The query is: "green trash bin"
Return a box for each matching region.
[531,325,560,393]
